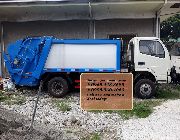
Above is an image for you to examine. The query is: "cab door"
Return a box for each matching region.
[135,39,170,82]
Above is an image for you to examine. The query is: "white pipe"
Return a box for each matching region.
[157,0,168,15]
[156,12,160,37]
[156,0,168,37]
[89,2,92,19]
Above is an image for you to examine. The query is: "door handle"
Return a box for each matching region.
[138,62,145,65]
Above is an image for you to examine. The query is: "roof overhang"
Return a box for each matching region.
[160,1,180,21]
[0,0,179,22]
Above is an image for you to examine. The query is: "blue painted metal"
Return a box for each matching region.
[4,36,121,86]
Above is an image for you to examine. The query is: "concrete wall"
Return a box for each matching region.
[95,19,155,38]
[2,20,89,47]
[2,18,155,46]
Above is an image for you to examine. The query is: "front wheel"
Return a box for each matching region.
[48,77,69,98]
[135,79,155,99]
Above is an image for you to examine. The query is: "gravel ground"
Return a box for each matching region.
[0,107,56,140]
[0,90,180,140]
[121,99,180,140]
[0,91,123,139]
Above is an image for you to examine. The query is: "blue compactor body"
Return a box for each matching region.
[4,36,121,97]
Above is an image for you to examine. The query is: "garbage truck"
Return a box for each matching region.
[3,36,180,99]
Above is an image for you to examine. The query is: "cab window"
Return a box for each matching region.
[139,40,165,58]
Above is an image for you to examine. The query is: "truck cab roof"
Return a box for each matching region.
[131,37,160,41]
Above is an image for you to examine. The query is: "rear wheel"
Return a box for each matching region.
[135,79,155,99]
[48,77,69,97]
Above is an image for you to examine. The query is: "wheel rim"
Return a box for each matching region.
[140,83,152,96]
[51,81,64,95]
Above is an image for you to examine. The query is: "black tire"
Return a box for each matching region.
[135,79,155,99]
[48,77,69,98]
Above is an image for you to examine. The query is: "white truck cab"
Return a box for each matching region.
[127,37,173,98]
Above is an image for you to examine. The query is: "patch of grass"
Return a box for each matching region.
[52,99,71,112]
[81,133,101,140]
[119,100,161,119]
[0,92,9,102]
[90,100,162,119]
[176,85,180,91]
[90,133,101,140]
[156,87,180,99]
[0,91,26,105]
[4,95,26,105]
[117,100,161,119]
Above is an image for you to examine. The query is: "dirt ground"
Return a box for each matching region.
[0,107,55,140]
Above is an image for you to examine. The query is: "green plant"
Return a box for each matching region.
[133,103,152,118]
[90,133,101,140]
[4,95,26,105]
[90,100,162,119]
[119,101,156,119]
[81,133,101,140]
[0,92,9,102]
[176,85,180,91]
[0,91,26,105]
[161,14,180,43]
[156,87,180,99]
[53,99,71,112]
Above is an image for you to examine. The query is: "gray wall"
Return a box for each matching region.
[3,20,89,47]
[2,18,155,46]
[96,19,155,38]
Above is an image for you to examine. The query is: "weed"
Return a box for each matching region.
[52,99,71,112]
[0,92,9,102]
[90,133,101,140]
[90,100,162,119]
[156,87,180,99]
[0,91,26,105]
[4,95,26,105]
